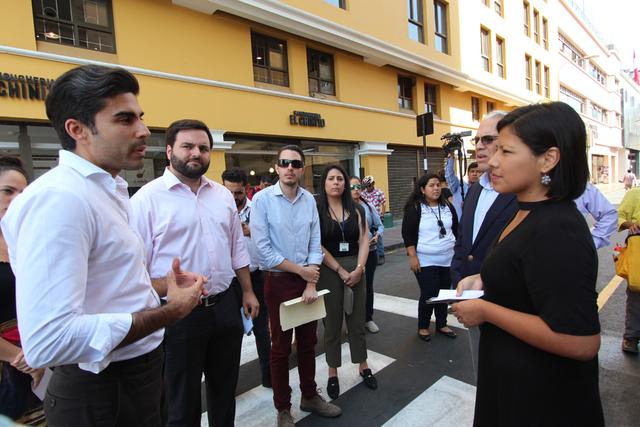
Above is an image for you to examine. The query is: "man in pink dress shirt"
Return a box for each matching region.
[130,119,259,427]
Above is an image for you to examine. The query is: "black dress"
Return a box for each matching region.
[1,262,40,421]
[474,199,604,427]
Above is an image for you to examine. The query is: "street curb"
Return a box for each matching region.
[384,242,405,252]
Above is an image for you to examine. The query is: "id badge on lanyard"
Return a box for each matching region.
[339,241,349,252]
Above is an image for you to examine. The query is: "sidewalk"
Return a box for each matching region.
[382,182,628,253]
[595,182,626,205]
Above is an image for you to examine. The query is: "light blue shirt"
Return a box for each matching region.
[445,157,468,219]
[360,199,384,251]
[250,182,323,270]
[472,172,500,243]
[573,182,617,249]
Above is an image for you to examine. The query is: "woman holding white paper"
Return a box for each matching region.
[452,103,603,426]
[316,164,377,400]
[401,173,458,341]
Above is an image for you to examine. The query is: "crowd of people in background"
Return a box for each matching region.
[0,63,638,427]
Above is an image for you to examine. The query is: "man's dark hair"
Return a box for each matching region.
[467,162,479,172]
[277,144,305,163]
[45,65,140,151]
[0,156,28,182]
[260,174,272,184]
[165,119,213,148]
[221,167,248,186]
[497,102,589,201]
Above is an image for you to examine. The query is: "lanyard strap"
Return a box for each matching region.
[427,203,442,222]
[328,204,346,241]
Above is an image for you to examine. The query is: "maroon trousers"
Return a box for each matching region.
[263,273,318,411]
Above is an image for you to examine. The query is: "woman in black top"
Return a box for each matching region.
[316,164,377,400]
[0,157,44,423]
[452,102,604,426]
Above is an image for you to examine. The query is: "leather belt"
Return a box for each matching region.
[264,271,299,279]
[200,288,228,307]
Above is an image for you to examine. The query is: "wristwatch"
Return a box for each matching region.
[357,263,366,274]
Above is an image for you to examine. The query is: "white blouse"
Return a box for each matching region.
[416,203,456,267]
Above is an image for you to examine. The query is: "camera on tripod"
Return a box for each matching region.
[440,131,472,155]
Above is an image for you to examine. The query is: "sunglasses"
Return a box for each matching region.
[350,184,362,190]
[277,159,304,169]
[437,219,446,239]
[472,135,498,145]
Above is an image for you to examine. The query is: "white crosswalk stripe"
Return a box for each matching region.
[382,376,476,427]
[199,292,471,425]
[201,343,396,426]
[373,292,466,329]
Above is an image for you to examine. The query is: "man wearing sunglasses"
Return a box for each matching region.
[451,111,518,288]
[250,145,341,427]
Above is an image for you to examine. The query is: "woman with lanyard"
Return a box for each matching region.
[316,164,377,400]
[402,173,458,341]
[349,176,384,334]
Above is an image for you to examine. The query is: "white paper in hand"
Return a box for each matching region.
[31,368,53,401]
[279,289,330,331]
[241,307,254,335]
[427,289,484,304]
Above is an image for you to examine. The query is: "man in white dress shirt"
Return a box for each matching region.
[130,119,259,427]
[1,65,205,426]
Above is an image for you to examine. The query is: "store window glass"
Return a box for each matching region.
[224,137,354,194]
[32,0,116,53]
[0,123,168,193]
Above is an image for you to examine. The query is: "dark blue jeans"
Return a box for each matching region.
[364,250,378,322]
[414,266,451,329]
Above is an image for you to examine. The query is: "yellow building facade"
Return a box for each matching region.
[1,0,543,217]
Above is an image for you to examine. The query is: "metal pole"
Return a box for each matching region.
[422,115,428,174]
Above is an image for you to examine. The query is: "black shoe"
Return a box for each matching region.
[262,375,272,388]
[437,327,457,339]
[327,376,340,400]
[418,331,431,341]
[359,369,378,389]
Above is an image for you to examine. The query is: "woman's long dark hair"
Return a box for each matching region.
[318,164,366,230]
[403,172,447,212]
[0,156,28,181]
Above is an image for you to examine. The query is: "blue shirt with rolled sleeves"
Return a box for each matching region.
[249,182,323,271]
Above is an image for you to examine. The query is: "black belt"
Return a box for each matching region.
[200,288,228,307]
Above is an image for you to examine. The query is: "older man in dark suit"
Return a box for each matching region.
[451,111,517,287]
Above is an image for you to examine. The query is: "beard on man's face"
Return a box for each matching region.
[170,153,209,179]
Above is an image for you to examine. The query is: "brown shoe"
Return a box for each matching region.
[622,338,639,354]
[277,409,295,427]
[300,394,342,418]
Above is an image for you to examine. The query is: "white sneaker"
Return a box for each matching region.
[365,321,380,333]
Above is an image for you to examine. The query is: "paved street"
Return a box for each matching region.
[208,184,639,426]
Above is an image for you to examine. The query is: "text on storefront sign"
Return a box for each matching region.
[289,111,325,128]
[0,72,55,101]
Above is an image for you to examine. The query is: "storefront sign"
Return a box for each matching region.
[0,72,54,101]
[289,111,325,128]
